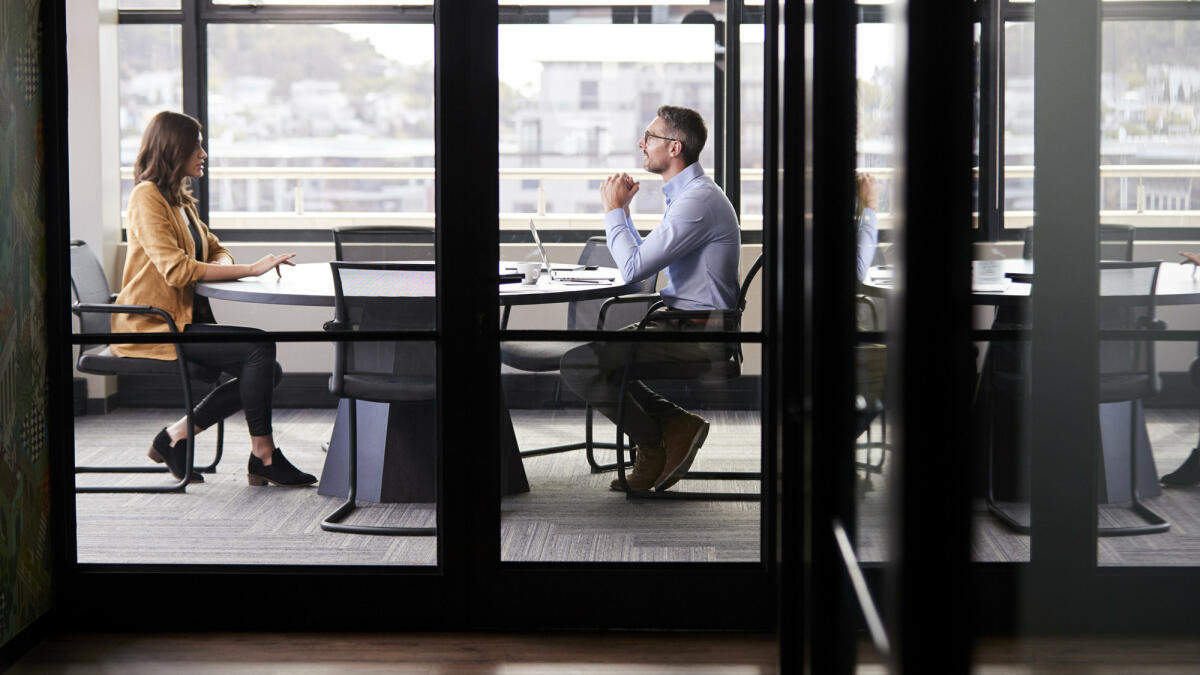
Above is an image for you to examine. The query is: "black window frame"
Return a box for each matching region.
[53,0,780,633]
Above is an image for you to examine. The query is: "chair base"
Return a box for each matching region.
[987,498,1170,537]
[320,499,437,536]
[321,396,439,536]
[517,406,635,473]
[618,471,761,502]
[520,441,634,473]
[855,441,889,475]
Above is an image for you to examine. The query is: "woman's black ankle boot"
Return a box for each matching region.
[1161,447,1200,487]
[247,448,317,487]
[148,427,204,483]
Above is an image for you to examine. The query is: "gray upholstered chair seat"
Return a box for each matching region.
[78,346,222,381]
[1099,373,1160,403]
[500,341,584,372]
[335,373,437,403]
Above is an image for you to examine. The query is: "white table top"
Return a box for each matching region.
[862,259,1200,307]
[196,262,643,307]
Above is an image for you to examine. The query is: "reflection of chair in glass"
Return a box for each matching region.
[855,295,888,483]
[1023,224,1136,261]
[332,225,435,262]
[321,261,437,536]
[69,240,223,493]
[500,236,658,472]
[987,260,1169,535]
[610,254,764,501]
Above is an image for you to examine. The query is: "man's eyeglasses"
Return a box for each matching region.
[643,131,680,146]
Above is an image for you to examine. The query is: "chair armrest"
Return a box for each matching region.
[597,293,661,330]
[856,294,880,332]
[72,302,180,333]
[636,305,740,331]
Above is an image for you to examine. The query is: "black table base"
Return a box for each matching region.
[318,398,530,503]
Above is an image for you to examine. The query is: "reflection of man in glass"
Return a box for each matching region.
[855,172,880,282]
[560,105,741,492]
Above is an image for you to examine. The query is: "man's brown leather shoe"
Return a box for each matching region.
[610,444,666,491]
[654,412,710,492]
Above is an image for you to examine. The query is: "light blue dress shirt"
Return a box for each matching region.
[604,163,741,311]
[856,207,879,283]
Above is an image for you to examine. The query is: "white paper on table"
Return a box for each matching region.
[972,260,1010,292]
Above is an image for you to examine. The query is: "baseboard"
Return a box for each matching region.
[114,373,763,411]
[84,393,119,416]
[1146,371,1200,409]
[0,610,54,671]
[75,377,118,416]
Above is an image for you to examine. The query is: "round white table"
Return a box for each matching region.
[861,258,1200,307]
[196,262,642,307]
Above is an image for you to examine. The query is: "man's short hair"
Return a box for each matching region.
[656,105,707,165]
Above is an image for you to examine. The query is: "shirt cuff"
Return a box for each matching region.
[604,208,627,230]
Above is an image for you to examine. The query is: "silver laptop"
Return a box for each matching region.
[527,219,586,281]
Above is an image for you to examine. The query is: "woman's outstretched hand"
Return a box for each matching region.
[1179,251,1200,267]
[250,253,297,278]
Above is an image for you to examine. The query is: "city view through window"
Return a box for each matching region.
[117,12,769,234]
[1004,21,1200,223]
[115,12,1200,236]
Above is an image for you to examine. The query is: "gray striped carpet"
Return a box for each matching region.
[73,408,760,565]
[73,408,1200,566]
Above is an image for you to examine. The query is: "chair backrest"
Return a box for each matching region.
[737,254,765,313]
[1098,260,1161,398]
[69,241,116,352]
[332,225,435,262]
[567,236,658,330]
[1023,224,1136,261]
[327,261,437,397]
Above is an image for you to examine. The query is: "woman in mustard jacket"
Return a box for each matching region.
[114,111,315,488]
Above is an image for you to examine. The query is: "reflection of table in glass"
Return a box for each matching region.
[862,259,1200,504]
[197,261,641,503]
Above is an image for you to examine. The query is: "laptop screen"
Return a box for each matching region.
[527,219,553,274]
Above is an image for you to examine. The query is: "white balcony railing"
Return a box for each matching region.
[120,164,1200,233]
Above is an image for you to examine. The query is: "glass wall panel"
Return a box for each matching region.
[857,22,895,220]
[741,23,765,221]
[118,23,183,210]
[1005,21,1034,228]
[89,14,441,568]
[497,4,762,564]
[204,24,435,237]
[1099,21,1200,222]
[498,20,716,228]
[1098,20,1200,567]
[855,20,894,564]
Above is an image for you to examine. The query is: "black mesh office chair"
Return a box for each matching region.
[855,295,888,481]
[987,260,1169,536]
[500,236,658,472]
[321,261,438,536]
[332,225,436,262]
[608,254,764,501]
[69,240,224,493]
[1023,224,1136,261]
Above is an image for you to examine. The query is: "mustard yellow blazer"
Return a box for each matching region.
[111,181,233,360]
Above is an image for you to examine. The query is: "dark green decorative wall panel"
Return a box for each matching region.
[0,0,53,649]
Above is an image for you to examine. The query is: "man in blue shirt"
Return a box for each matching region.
[560,106,741,493]
[856,172,880,282]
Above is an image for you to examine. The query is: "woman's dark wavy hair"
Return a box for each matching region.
[134,111,202,206]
